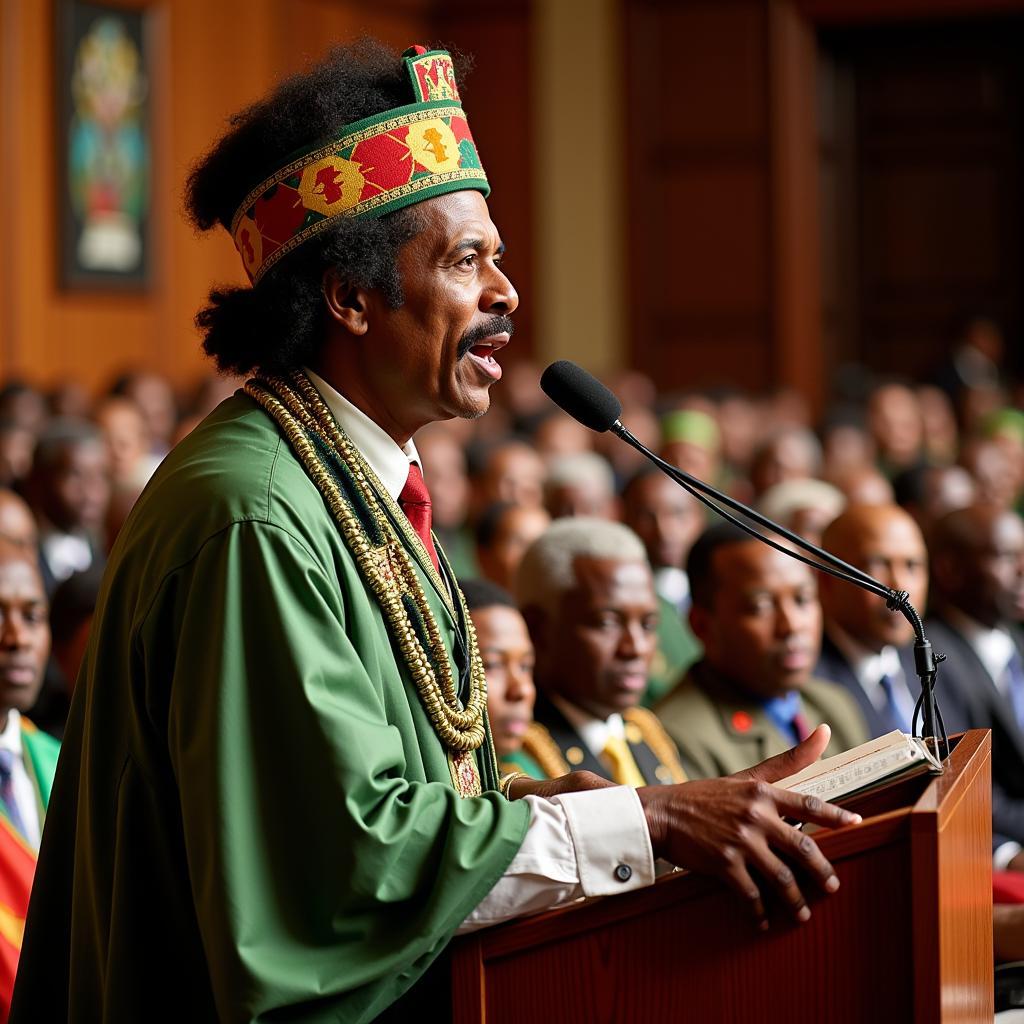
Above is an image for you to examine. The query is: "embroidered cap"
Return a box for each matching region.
[231,46,489,285]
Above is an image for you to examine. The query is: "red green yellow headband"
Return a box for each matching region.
[231,46,489,285]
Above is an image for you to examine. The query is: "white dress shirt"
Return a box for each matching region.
[826,624,918,729]
[0,710,41,849]
[305,370,657,929]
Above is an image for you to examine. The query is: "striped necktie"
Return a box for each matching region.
[0,749,27,840]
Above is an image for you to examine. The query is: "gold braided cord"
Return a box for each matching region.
[244,373,488,753]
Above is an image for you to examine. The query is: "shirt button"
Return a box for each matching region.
[614,863,632,883]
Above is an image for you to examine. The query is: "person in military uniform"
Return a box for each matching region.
[515,518,687,785]
[658,523,868,779]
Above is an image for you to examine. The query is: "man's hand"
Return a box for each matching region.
[638,724,860,929]
[506,770,615,801]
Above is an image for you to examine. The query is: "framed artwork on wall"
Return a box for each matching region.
[57,0,151,289]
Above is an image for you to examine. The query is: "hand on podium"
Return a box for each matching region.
[637,723,860,930]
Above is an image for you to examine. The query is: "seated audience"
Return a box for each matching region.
[460,579,540,777]
[543,452,617,520]
[748,428,822,500]
[110,370,178,457]
[24,421,111,595]
[892,463,976,534]
[925,505,1024,864]
[820,405,876,481]
[0,423,35,489]
[830,465,895,506]
[960,436,1019,511]
[916,385,959,465]
[657,524,866,778]
[471,438,546,513]
[868,381,924,476]
[0,385,47,438]
[474,501,550,594]
[531,411,593,462]
[515,518,687,785]
[815,504,929,737]
[660,409,721,486]
[621,467,704,703]
[0,492,37,551]
[0,544,60,1016]
[756,478,846,549]
[94,396,161,495]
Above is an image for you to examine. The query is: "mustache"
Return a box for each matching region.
[457,316,515,359]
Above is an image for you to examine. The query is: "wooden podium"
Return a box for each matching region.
[452,729,993,1023]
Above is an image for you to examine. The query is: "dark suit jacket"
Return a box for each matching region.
[814,632,950,740]
[522,691,687,785]
[924,615,1024,849]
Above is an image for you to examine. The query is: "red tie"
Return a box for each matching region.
[399,463,440,573]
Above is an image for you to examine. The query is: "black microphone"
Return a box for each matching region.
[540,360,622,433]
[540,359,947,754]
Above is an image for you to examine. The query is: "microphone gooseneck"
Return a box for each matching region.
[541,360,947,758]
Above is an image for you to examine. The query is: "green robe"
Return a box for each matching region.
[11,393,530,1023]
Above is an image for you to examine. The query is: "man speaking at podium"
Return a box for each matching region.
[11,41,858,1023]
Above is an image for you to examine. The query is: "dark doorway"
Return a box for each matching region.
[818,16,1024,388]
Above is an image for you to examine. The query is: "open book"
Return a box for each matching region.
[776,730,944,802]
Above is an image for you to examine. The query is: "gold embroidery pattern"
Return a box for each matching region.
[247,168,488,285]
[244,372,491,794]
[624,707,688,783]
[230,105,466,234]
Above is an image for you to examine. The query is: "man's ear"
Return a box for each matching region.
[322,269,370,337]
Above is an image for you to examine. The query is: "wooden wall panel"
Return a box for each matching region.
[0,0,451,395]
[435,0,533,360]
[626,0,779,396]
[821,17,1024,379]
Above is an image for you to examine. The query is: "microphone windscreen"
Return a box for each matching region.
[540,360,623,433]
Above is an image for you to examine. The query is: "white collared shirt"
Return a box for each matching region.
[942,607,1017,697]
[826,623,918,727]
[552,695,627,758]
[0,710,41,849]
[654,567,690,612]
[302,371,656,929]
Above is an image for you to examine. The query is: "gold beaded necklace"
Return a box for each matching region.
[244,370,495,797]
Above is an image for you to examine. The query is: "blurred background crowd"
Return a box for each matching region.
[4,309,1019,746]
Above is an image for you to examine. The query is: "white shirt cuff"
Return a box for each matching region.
[558,785,655,897]
[457,786,654,934]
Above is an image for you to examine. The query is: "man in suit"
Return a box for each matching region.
[925,504,1024,864]
[815,504,929,738]
[657,524,867,779]
[515,517,688,785]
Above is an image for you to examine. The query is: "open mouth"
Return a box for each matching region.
[465,335,509,381]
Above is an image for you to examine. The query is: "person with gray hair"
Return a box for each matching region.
[542,452,618,520]
[514,517,688,786]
